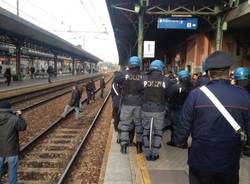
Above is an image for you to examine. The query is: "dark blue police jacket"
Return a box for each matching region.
[173,80,250,173]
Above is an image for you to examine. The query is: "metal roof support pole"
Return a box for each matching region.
[215,15,223,51]
[54,54,58,77]
[15,42,21,77]
[90,63,94,74]
[137,7,144,69]
[72,58,75,75]
[215,6,223,51]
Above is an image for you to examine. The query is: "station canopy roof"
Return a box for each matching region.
[0,7,101,63]
[106,0,244,65]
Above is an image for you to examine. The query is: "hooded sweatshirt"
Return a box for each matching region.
[0,108,27,157]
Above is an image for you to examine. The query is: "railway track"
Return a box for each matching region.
[13,76,103,112]
[2,79,112,184]
[1,74,103,111]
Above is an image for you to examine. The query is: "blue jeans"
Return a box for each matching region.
[0,155,19,184]
[62,105,80,120]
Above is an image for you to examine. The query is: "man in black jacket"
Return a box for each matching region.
[0,101,27,184]
[86,80,95,104]
[61,84,81,120]
[100,76,105,98]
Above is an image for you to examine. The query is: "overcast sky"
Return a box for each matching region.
[0,0,119,64]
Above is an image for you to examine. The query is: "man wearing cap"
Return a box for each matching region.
[173,51,250,184]
[0,101,27,184]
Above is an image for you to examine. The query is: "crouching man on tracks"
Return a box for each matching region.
[172,51,250,184]
[61,84,81,120]
[0,101,27,184]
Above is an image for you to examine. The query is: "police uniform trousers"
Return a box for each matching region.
[189,167,239,184]
[142,111,165,157]
[169,106,182,142]
[118,105,142,146]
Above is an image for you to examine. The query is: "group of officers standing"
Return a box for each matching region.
[111,51,250,184]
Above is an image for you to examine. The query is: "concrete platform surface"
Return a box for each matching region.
[103,129,250,184]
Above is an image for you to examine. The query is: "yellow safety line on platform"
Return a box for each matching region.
[136,153,152,184]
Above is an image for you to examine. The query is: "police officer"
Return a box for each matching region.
[141,60,167,161]
[173,51,250,184]
[167,70,192,148]
[118,56,143,154]
[234,67,250,156]
[234,67,250,92]
[195,60,210,87]
[111,71,123,132]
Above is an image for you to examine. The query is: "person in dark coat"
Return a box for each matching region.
[86,80,95,104]
[91,79,96,100]
[0,101,27,184]
[61,84,81,120]
[100,76,105,98]
[30,66,35,79]
[111,72,122,132]
[195,59,210,88]
[167,70,192,149]
[173,51,250,184]
[4,68,11,86]
[47,65,54,83]
[78,83,84,112]
[233,67,250,156]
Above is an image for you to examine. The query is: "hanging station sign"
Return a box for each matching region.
[157,18,198,30]
[143,41,155,58]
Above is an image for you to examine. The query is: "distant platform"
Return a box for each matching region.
[0,73,100,99]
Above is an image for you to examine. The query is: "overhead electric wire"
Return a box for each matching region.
[0,0,48,28]
[79,0,101,31]
[88,0,108,32]
[25,0,62,23]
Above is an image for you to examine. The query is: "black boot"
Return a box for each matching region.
[136,142,143,154]
[120,144,127,154]
[151,155,159,161]
[145,155,151,161]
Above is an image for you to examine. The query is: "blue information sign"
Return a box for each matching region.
[157,18,198,30]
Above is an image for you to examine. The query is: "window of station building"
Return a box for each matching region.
[187,65,191,73]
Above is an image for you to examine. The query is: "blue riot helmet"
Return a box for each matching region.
[177,70,189,79]
[128,56,140,68]
[149,60,164,72]
[234,67,249,80]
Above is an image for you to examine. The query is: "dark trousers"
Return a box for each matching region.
[189,167,239,184]
[100,88,104,98]
[5,78,11,86]
[48,74,52,83]
[112,106,120,131]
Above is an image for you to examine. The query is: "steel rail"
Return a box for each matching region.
[57,91,111,184]
[20,77,112,153]
[0,74,102,104]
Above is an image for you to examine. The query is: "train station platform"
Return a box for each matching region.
[0,73,101,99]
[103,129,250,184]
